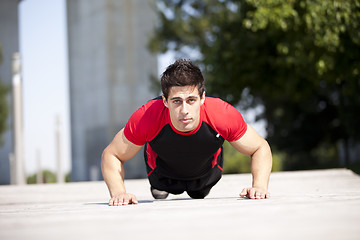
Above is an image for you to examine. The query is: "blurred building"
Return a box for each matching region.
[67,0,157,181]
[0,0,20,184]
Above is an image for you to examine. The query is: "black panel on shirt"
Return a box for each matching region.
[149,122,225,180]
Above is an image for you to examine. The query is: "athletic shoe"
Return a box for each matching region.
[150,186,169,199]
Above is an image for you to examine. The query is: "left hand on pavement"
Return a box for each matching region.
[240,187,270,199]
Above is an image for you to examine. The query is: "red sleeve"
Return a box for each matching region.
[203,97,247,142]
[124,99,167,146]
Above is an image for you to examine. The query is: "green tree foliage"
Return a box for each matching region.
[27,170,57,184]
[27,170,71,184]
[0,43,9,146]
[149,0,360,170]
[223,141,283,173]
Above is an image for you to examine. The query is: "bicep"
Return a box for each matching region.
[229,124,267,156]
[106,128,143,162]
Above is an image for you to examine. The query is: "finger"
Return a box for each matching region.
[113,196,122,206]
[123,194,138,205]
[265,192,271,199]
[109,198,114,206]
[255,191,262,199]
[130,195,138,204]
[119,195,125,206]
[112,198,120,206]
[123,196,130,205]
[239,188,248,197]
[249,188,256,199]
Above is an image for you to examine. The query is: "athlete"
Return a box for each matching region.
[101,59,272,206]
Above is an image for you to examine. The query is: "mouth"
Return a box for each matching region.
[180,118,192,124]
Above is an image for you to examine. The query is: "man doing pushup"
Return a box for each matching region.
[101,59,272,206]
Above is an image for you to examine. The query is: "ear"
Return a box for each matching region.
[200,92,205,105]
[162,95,169,108]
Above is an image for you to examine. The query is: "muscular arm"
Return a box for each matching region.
[101,128,142,205]
[230,124,272,199]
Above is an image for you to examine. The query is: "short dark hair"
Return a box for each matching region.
[161,59,205,100]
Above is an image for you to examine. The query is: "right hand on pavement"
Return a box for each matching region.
[109,193,138,206]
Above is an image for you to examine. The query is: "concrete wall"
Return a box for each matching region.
[67,0,157,181]
[0,0,19,184]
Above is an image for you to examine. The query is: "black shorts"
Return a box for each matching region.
[144,146,224,196]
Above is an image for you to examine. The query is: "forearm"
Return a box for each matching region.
[250,140,272,190]
[101,150,126,197]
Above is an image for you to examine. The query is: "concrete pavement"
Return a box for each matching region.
[1,169,360,240]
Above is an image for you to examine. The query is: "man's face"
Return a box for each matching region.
[163,86,205,132]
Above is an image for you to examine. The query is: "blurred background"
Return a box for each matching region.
[0,0,359,185]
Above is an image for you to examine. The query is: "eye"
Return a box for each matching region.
[173,100,181,104]
[187,98,196,104]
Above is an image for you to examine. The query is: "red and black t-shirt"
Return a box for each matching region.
[124,96,247,180]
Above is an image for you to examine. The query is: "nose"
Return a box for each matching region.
[180,102,189,115]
